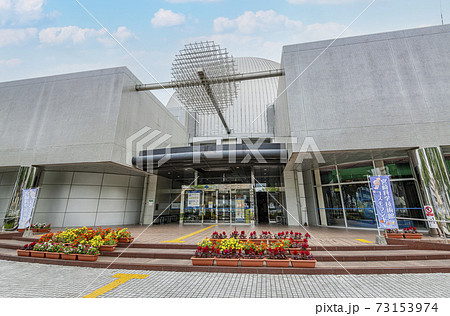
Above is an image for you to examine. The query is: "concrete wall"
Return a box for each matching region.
[0,171,17,222]
[280,24,450,152]
[0,67,188,168]
[33,171,144,227]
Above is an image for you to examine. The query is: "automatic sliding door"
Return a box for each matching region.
[203,190,217,223]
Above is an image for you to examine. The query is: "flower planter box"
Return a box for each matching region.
[265,259,290,267]
[240,258,265,267]
[118,237,134,243]
[32,229,38,233]
[77,254,99,262]
[17,228,26,233]
[384,233,403,239]
[291,259,317,268]
[215,258,239,267]
[38,229,51,233]
[403,233,423,239]
[99,245,117,251]
[191,257,215,266]
[61,254,77,260]
[17,249,30,257]
[45,252,61,259]
[30,251,45,258]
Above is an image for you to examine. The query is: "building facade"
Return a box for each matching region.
[1,25,450,234]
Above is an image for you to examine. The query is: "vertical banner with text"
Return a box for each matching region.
[18,188,40,230]
[370,176,398,229]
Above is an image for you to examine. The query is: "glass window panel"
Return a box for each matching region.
[338,161,375,182]
[319,166,338,184]
[341,184,377,228]
[321,186,345,227]
[384,158,413,179]
[445,156,450,173]
[391,180,426,229]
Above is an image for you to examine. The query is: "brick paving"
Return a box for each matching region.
[0,259,448,298]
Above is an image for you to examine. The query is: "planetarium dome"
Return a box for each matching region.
[167,56,281,138]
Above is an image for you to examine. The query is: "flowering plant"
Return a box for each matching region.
[242,241,258,254]
[385,229,399,233]
[259,231,272,239]
[248,231,258,239]
[304,233,311,239]
[116,228,131,238]
[292,232,302,240]
[267,246,288,260]
[290,250,314,260]
[229,230,239,238]
[20,242,36,250]
[76,244,100,255]
[194,240,215,258]
[216,248,243,259]
[403,226,417,234]
[47,242,63,253]
[217,238,243,252]
[238,230,247,240]
[62,245,76,254]
[33,242,50,252]
[243,248,265,259]
[211,231,227,239]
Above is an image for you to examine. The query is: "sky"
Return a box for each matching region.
[0,0,448,105]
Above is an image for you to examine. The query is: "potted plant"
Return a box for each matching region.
[30,223,39,233]
[99,233,117,251]
[290,250,317,268]
[241,243,265,267]
[30,242,47,258]
[116,228,134,243]
[403,226,422,239]
[265,245,290,267]
[77,244,100,261]
[38,223,51,233]
[210,231,227,245]
[61,245,77,260]
[191,239,215,266]
[229,229,239,239]
[215,248,242,266]
[46,242,63,259]
[384,229,403,239]
[238,230,247,240]
[17,242,36,257]
[248,231,261,244]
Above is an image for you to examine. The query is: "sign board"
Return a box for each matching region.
[18,188,39,230]
[370,176,398,229]
[187,191,201,208]
[424,205,438,229]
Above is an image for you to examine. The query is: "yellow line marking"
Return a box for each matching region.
[83,273,149,298]
[355,239,373,244]
[161,224,217,243]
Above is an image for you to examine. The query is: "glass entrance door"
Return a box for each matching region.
[203,190,217,223]
[218,191,230,223]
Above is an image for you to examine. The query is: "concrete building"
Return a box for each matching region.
[1,25,450,234]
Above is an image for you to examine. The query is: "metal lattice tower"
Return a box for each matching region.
[171,41,239,120]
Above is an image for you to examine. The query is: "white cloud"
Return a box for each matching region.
[97,26,138,47]
[151,8,185,28]
[0,27,37,47]
[214,10,302,34]
[39,26,101,45]
[0,58,21,67]
[0,0,46,24]
[287,0,360,4]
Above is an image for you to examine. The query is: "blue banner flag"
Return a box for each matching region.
[18,188,39,229]
[370,176,398,229]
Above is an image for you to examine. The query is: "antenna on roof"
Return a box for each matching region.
[441,0,444,25]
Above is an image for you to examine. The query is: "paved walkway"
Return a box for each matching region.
[0,259,448,298]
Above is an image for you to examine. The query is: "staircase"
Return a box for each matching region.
[1,232,449,275]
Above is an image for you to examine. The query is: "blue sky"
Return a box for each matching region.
[0,0,448,104]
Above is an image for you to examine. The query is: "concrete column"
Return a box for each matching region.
[141,175,158,225]
[296,171,308,225]
[283,170,300,226]
[408,147,450,236]
[313,169,328,226]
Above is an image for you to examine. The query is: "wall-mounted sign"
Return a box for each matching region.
[370,176,398,229]
[187,191,201,208]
